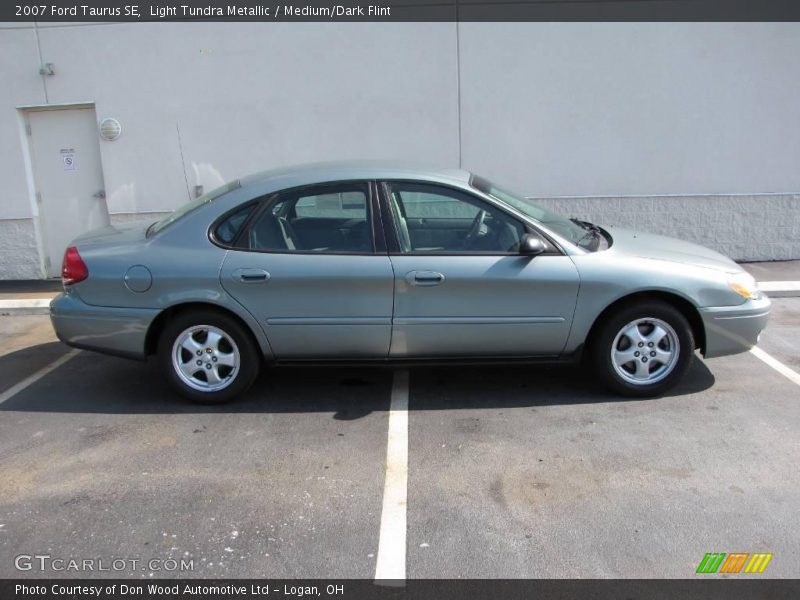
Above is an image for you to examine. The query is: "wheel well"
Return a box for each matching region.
[587,291,706,354]
[144,302,260,357]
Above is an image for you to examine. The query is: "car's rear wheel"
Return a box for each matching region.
[157,309,259,404]
[591,301,694,397]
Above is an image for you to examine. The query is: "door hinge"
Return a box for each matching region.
[44,256,51,270]
[25,122,31,136]
[35,191,42,204]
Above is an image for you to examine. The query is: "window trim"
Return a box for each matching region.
[210,179,384,256]
[377,180,564,257]
[208,198,264,248]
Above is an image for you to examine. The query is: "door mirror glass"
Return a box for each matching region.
[520,233,546,256]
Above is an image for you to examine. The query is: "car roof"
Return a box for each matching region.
[239,160,472,193]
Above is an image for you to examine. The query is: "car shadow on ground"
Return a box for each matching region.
[0,341,715,416]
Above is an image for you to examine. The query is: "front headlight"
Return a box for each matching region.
[728,272,762,300]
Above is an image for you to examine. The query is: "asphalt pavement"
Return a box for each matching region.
[0,298,798,579]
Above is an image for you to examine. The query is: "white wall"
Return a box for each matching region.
[1,22,799,277]
[32,22,460,216]
[0,26,48,220]
[459,23,800,196]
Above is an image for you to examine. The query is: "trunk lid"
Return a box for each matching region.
[71,221,153,248]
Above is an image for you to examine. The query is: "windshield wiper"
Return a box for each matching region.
[570,218,604,247]
[570,218,602,233]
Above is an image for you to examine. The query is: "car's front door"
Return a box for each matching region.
[220,181,394,358]
[381,181,580,357]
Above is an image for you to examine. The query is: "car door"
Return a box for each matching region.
[381,181,580,357]
[219,181,394,358]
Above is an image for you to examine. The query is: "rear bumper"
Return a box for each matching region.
[49,292,159,360]
[700,296,771,358]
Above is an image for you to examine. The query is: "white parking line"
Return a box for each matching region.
[750,346,800,387]
[758,281,800,293]
[0,299,52,308]
[0,349,80,405]
[374,369,409,584]
[0,298,52,316]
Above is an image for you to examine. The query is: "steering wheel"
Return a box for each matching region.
[462,209,488,250]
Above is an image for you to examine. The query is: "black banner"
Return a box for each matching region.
[3,579,800,600]
[3,0,800,22]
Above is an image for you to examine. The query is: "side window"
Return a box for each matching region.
[214,202,257,246]
[248,183,373,253]
[385,182,525,254]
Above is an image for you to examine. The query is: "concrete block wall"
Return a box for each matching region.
[0,195,796,282]
[0,219,42,279]
[533,194,800,262]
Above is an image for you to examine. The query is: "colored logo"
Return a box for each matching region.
[696,552,773,574]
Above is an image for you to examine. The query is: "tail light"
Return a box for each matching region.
[62,246,88,285]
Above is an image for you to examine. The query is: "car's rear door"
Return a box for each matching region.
[219,181,394,358]
[381,180,580,357]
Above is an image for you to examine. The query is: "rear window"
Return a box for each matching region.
[148,180,241,237]
[294,191,367,218]
[214,202,257,245]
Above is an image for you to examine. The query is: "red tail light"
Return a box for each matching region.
[62,246,88,285]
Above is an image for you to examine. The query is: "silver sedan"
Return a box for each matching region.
[50,162,770,403]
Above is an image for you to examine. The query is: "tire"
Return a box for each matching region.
[157,309,260,404]
[590,300,694,398]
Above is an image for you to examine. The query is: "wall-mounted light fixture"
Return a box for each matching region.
[99,118,122,141]
[39,63,55,76]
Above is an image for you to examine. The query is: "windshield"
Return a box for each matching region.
[148,180,241,237]
[470,175,606,251]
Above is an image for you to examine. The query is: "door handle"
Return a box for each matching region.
[232,268,270,283]
[93,190,106,199]
[406,271,445,286]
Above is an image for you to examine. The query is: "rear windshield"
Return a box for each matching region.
[148,180,241,237]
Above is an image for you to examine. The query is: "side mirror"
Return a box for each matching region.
[520,233,546,256]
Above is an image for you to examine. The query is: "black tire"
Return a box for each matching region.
[157,309,260,404]
[590,300,694,398]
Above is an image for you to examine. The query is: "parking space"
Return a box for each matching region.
[1,299,799,579]
[406,354,799,577]
[753,298,800,369]
[0,322,392,578]
[0,316,71,396]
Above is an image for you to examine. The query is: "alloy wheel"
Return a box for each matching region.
[172,324,240,392]
[610,317,680,385]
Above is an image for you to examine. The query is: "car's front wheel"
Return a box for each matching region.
[592,301,695,397]
[157,309,260,404]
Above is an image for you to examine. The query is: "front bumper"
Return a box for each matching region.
[50,292,160,360]
[699,295,771,358]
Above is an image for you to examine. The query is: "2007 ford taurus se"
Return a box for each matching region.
[50,162,770,403]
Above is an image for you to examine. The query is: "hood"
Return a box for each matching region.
[602,226,741,273]
[71,221,152,247]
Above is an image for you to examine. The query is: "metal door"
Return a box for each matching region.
[26,106,109,277]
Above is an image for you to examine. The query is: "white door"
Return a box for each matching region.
[26,107,110,277]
